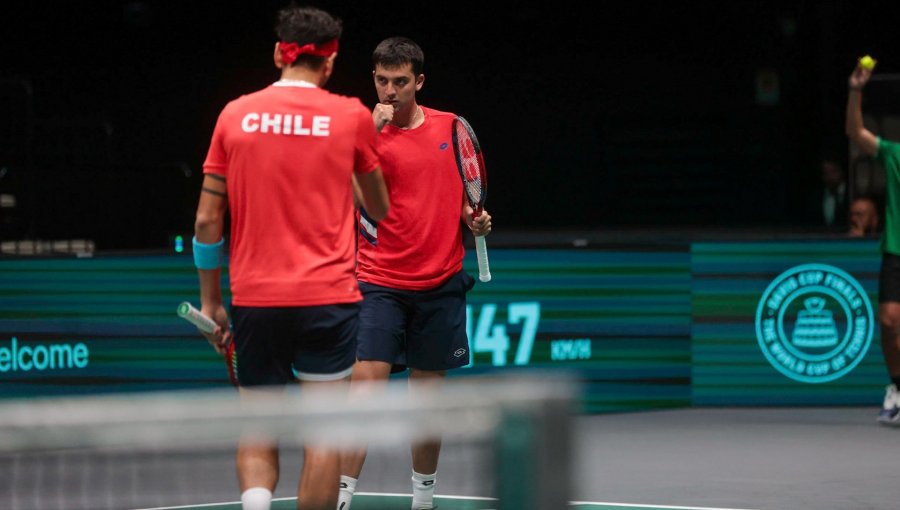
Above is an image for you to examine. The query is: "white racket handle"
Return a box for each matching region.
[475,235,491,282]
[177,302,217,334]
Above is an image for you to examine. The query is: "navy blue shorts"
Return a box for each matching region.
[230,303,359,386]
[880,253,900,303]
[357,270,476,371]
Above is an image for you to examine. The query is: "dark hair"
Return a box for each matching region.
[373,37,424,76]
[275,4,343,68]
[853,194,880,209]
[821,157,844,170]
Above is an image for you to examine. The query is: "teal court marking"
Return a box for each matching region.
[139,493,759,510]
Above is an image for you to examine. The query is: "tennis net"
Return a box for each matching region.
[0,373,576,510]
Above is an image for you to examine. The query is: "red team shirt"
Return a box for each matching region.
[357,107,465,290]
[203,81,379,307]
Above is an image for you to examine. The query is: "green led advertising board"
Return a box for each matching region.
[0,250,692,413]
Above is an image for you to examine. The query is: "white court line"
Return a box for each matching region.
[135,493,495,510]
[357,491,498,501]
[135,497,297,510]
[137,495,759,510]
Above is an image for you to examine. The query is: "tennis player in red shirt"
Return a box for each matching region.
[338,37,491,510]
[193,6,388,510]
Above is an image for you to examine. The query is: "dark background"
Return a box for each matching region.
[2,0,900,250]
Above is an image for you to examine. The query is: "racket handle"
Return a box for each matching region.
[177,301,217,334]
[474,235,491,282]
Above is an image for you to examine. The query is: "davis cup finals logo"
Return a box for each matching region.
[755,264,873,383]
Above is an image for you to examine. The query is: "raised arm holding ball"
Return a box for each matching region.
[846,55,900,426]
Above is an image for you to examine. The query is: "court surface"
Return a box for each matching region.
[125,406,896,510]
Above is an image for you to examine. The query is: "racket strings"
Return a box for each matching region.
[466,180,482,204]
[455,127,483,203]
[453,118,486,206]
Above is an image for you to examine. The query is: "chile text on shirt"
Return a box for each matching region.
[241,113,331,136]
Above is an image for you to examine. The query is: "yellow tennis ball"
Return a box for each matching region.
[860,55,876,71]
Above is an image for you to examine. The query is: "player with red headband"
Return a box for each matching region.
[337,37,491,510]
[193,5,388,510]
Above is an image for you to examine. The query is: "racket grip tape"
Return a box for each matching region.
[177,301,218,334]
[475,235,491,282]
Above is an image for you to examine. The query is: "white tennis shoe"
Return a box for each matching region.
[878,384,900,426]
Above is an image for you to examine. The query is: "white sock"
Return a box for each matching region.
[411,470,436,509]
[241,487,272,510]
[337,475,357,510]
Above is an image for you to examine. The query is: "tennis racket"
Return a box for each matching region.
[452,116,491,282]
[177,301,237,386]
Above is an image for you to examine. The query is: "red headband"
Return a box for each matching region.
[278,39,339,64]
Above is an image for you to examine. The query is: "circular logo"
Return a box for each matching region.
[755,263,873,383]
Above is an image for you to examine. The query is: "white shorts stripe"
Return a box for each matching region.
[292,365,353,382]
